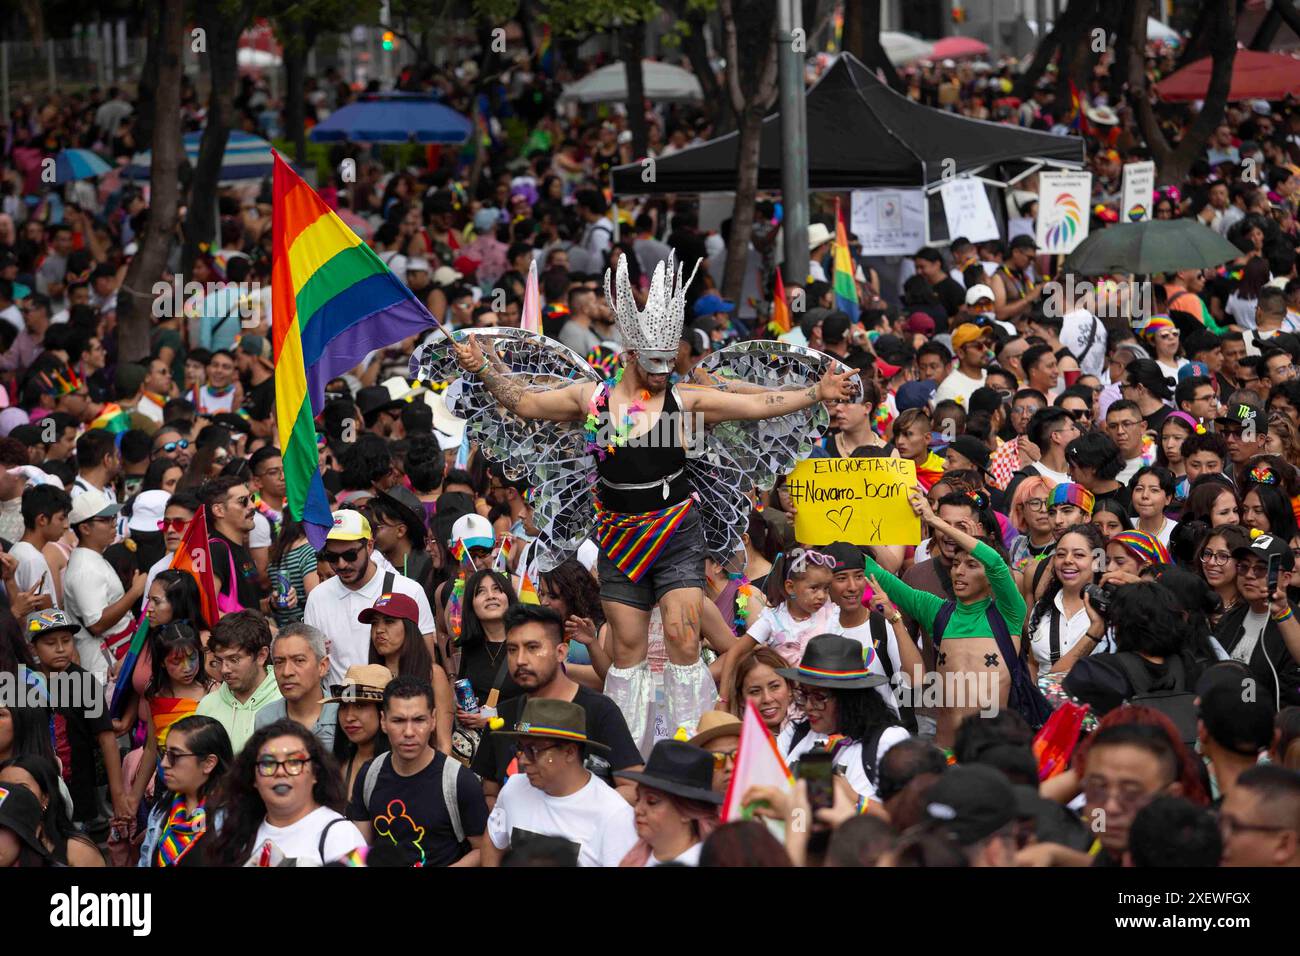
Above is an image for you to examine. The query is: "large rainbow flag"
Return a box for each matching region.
[273,152,438,547]
[832,198,859,322]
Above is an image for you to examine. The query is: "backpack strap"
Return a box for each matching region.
[858,723,889,787]
[441,755,465,845]
[1048,606,1062,665]
[362,751,391,810]
[869,614,893,679]
[787,721,813,755]
[316,815,348,862]
[984,604,1024,679]
[932,600,958,647]
[1113,652,1157,696]
[1031,557,1052,598]
[382,570,396,595]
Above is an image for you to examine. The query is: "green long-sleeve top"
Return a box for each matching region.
[864,542,1026,641]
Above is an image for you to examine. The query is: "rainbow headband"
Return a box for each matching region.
[796,664,872,681]
[1111,530,1171,565]
[1048,483,1095,515]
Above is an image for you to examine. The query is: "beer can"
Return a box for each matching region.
[454,678,480,713]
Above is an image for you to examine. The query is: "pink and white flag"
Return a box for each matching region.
[721,701,796,822]
[521,258,540,334]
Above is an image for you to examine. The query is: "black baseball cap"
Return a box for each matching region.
[1199,682,1275,756]
[923,764,1017,845]
[1230,531,1294,571]
[946,434,992,472]
[823,541,864,572]
[1216,402,1266,433]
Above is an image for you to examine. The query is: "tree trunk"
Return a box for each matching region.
[134,0,163,149]
[1051,0,1102,107]
[1250,7,1282,50]
[118,0,184,364]
[1174,0,1215,69]
[284,42,308,164]
[678,8,730,132]
[1015,0,1098,100]
[842,0,902,91]
[719,0,779,304]
[1129,0,1237,186]
[181,4,249,281]
[1105,0,1131,103]
[621,23,649,160]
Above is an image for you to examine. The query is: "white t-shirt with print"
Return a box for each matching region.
[486,771,639,867]
[249,807,366,865]
[249,511,273,549]
[778,723,910,800]
[746,602,840,668]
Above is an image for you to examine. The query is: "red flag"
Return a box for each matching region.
[721,702,795,822]
[769,270,792,335]
[171,506,219,627]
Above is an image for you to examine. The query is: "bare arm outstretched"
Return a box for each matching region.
[453,333,590,422]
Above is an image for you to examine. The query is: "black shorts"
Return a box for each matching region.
[597,506,706,611]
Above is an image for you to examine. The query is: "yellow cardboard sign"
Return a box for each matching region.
[789,457,921,547]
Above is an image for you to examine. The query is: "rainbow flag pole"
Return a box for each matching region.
[272,152,441,547]
[832,198,860,322]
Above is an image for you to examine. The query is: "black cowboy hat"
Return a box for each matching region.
[614,740,724,805]
[377,485,428,549]
[775,634,888,691]
[0,782,52,861]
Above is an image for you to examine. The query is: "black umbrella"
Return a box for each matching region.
[1062,219,1242,276]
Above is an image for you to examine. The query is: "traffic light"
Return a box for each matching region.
[382,30,397,51]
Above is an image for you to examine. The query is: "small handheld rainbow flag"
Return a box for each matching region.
[768,269,792,336]
[518,571,541,606]
[109,617,149,721]
[90,403,132,434]
[493,536,513,572]
[832,198,860,322]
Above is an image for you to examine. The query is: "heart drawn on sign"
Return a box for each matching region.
[827,506,854,533]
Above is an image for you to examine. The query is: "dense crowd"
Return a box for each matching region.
[1,35,1300,871]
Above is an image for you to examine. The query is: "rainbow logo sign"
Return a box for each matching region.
[1045,193,1083,248]
[1126,204,1147,222]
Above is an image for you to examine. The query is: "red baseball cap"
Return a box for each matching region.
[358,591,421,626]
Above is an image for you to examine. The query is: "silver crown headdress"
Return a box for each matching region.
[604,251,702,354]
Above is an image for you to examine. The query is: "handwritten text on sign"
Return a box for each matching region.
[789,457,921,546]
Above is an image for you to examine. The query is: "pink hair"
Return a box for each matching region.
[619,790,721,867]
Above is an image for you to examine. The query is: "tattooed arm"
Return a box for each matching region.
[452,333,589,422]
[682,364,860,425]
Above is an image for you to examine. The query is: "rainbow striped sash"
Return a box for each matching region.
[595,498,693,583]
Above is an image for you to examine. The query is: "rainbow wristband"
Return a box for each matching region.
[1274,606,1295,624]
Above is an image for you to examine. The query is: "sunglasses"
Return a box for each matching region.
[318,546,364,565]
[157,439,190,454]
[158,517,189,532]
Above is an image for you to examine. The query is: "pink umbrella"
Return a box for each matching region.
[931,36,989,60]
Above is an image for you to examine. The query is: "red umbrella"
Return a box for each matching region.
[1155,50,1300,102]
[931,36,989,60]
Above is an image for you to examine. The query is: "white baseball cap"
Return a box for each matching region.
[450,513,494,551]
[965,284,995,305]
[68,489,120,526]
[432,265,463,287]
[127,490,171,533]
[406,258,430,274]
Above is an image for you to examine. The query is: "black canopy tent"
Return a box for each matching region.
[611,54,1085,239]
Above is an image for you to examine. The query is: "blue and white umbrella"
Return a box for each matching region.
[53,148,112,182]
[310,93,472,144]
[123,130,275,185]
